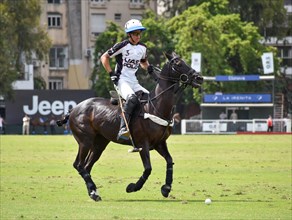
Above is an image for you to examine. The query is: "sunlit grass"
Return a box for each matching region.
[0,135,291,219]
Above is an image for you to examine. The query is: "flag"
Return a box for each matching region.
[261,52,274,74]
[191,52,201,72]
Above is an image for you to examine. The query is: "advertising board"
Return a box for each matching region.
[5,90,95,124]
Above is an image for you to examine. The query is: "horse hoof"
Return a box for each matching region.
[126,183,136,193]
[90,191,102,201]
[161,184,171,198]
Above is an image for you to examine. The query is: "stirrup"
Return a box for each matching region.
[117,129,130,140]
[128,147,142,153]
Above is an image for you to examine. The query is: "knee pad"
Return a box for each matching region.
[127,94,138,105]
[124,94,139,114]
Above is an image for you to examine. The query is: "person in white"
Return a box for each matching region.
[219,111,227,120]
[230,110,238,120]
[100,19,153,142]
[22,114,30,135]
[0,115,5,133]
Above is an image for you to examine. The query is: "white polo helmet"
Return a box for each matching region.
[124,19,146,33]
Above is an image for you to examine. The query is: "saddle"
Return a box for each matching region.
[109,66,161,106]
[110,90,174,127]
[109,90,148,106]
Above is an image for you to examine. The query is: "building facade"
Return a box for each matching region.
[11,0,291,120]
[35,0,157,90]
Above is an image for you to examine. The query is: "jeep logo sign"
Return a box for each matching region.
[23,95,76,115]
[5,90,95,124]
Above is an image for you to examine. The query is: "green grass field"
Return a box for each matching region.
[0,135,291,220]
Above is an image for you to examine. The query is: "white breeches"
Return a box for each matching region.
[118,78,149,100]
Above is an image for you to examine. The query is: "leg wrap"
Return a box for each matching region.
[135,168,152,191]
[166,163,174,186]
[79,169,96,192]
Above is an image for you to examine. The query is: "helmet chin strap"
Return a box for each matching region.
[128,33,137,44]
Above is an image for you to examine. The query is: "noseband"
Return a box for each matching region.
[155,57,198,88]
[146,57,201,127]
[150,58,199,103]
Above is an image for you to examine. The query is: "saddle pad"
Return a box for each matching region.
[144,113,174,127]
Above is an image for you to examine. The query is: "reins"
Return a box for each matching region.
[142,61,191,122]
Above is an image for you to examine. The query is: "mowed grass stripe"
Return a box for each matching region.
[0,135,291,219]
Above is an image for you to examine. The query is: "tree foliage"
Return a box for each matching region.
[91,22,125,98]
[92,0,282,104]
[0,0,51,99]
[92,11,174,98]
[229,0,290,38]
[160,0,290,38]
[166,0,279,102]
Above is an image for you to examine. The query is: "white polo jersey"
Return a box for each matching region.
[107,39,147,83]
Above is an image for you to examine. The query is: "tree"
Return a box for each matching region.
[0,0,51,100]
[228,0,290,38]
[166,0,279,102]
[134,10,174,90]
[159,0,205,18]
[92,11,174,98]
[91,22,125,98]
[160,0,290,38]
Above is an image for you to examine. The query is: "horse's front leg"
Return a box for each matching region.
[155,141,174,198]
[126,144,152,193]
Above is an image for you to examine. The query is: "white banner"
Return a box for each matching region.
[191,52,201,72]
[261,52,274,74]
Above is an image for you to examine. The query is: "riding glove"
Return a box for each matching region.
[147,64,154,75]
[109,71,119,86]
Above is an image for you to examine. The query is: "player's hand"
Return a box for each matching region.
[147,64,154,75]
[109,71,119,86]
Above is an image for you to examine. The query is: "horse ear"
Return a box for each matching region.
[172,52,178,57]
[164,52,173,61]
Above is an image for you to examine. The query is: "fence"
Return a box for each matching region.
[181,119,291,134]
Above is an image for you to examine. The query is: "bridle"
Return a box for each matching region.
[144,56,202,122]
[150,56,201,100]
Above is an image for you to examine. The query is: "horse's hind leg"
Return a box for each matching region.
[74,144,101,201]
[84,135,109,174]
[155,141,174,198]
[73,135,109,201]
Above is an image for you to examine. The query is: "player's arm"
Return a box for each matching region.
[100,52,113,73]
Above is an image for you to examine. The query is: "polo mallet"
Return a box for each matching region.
[113,85,142,153]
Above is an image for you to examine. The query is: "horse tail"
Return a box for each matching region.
[56,109,71,127]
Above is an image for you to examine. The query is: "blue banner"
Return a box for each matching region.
[204,94,272,103]
[215,75,260,81]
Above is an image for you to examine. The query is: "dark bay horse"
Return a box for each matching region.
[57,52,203,201]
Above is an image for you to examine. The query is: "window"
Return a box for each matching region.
[130,0,144,3]
[131,14,142,20]
[48,0,61,4]
[90,0,107,8]
[91,14,106,36]
[91,0,105,2]
[114,13,121,21]
[49,77,63,90]
[129,0,144,8]
[284,0,292,6]
[48,13,62,28]
[278,46,292,67]
[49,47,67,69]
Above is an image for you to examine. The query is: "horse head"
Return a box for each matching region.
[163,52,203,88]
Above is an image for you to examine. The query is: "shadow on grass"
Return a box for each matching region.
[108,199,273,203]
